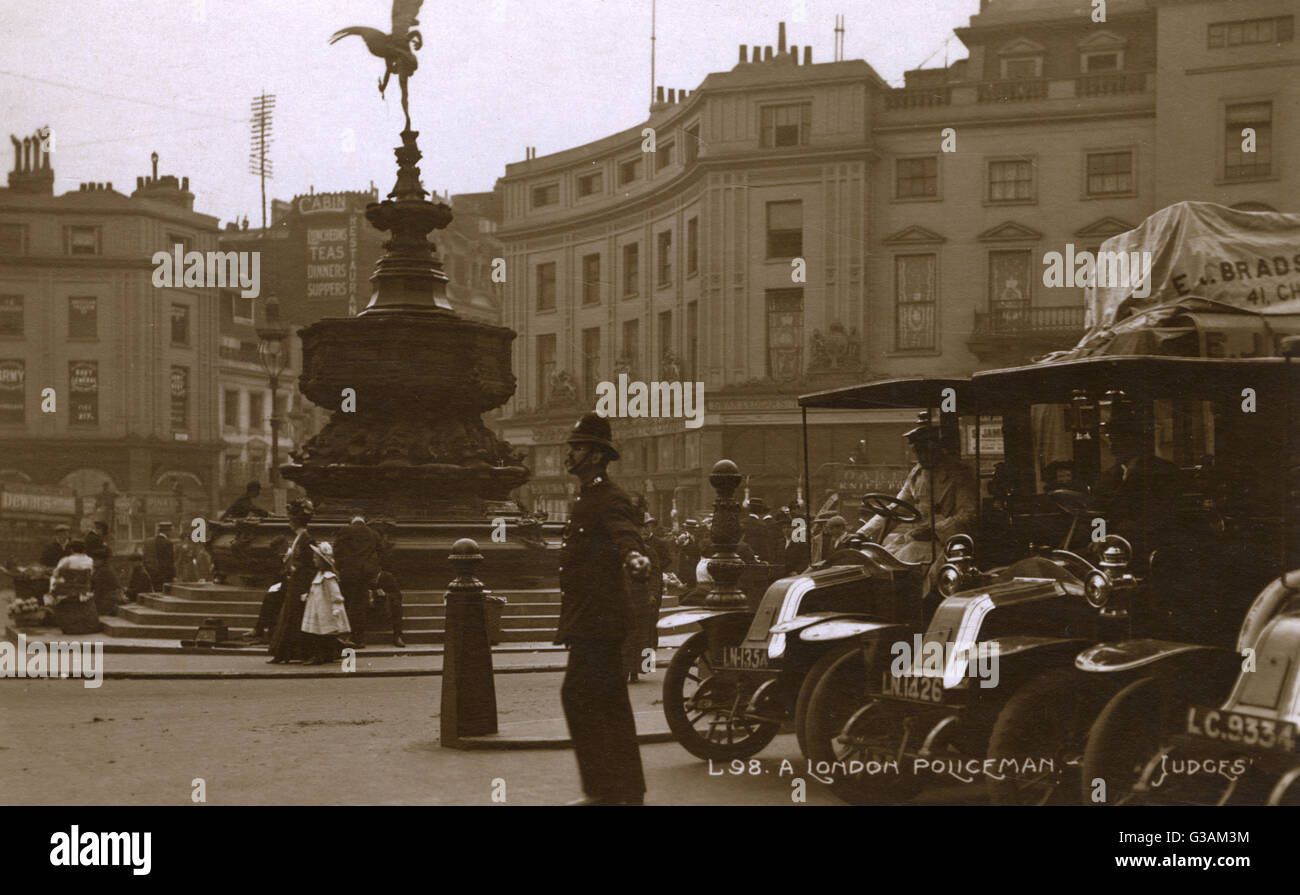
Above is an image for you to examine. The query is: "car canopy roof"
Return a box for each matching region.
[798,377,974,410]
[972,354,1296,406]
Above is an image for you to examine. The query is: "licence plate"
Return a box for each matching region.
[721,646,769,670]
[1185,705,1297,752]
[881,671,944,704]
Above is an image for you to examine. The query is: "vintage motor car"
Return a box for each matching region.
[800,352,1295,804]
[656,378,984,761]
[1068,350,1300,806]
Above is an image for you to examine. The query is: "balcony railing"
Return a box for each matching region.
[1075,71,1148,97]
[977,78,1049,103]
[885,87,952,110]
[973,304,1086,337]
[220,344,262,365]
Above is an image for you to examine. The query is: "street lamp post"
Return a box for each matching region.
[257,298,290,488]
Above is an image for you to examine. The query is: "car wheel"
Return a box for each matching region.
[662,630,779,761]
[987,669,1091,806]
[803,648,923,805]
[794,642,859,757]
[1080,675,1163,805]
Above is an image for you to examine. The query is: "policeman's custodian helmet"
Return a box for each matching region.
[567,412,620,460]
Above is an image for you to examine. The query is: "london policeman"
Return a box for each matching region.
[555,412,652,806]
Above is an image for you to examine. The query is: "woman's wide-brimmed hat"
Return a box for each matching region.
[566,412,620,460]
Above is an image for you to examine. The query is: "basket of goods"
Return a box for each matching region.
[9,564,52,600]
[11,595,51,627]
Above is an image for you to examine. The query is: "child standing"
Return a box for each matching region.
[300,541,350,665]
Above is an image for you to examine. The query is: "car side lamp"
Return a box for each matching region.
[937,534,978,598]
[1086,534,1137,615]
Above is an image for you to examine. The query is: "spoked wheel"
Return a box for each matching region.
[987,670,1090,805]
[1081,676,1165,805]
[662,631,779,761]
[803,650,923,804]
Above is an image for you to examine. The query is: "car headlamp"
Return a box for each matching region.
[938,563,965,598]
[1084,570,1112,608]
[1098,535,1132,572]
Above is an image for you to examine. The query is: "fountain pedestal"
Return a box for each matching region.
[210,129,556,591]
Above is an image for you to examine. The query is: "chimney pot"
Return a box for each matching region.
[106,182,112,191]
[764,46,773,60]
[752,46,761,62]
[778,22,787,54]
[656,85,665,102]
[136,176,144,189]
[182,176,189,191]
[668,88,676,103]
[804,46,812,65]
[151,151,158,180]
[739,44,748,63]
[791,44,799,62]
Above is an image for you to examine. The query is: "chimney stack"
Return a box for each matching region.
[791,44,799,63]
[668,88,676,103]
[804,46,812,65]
[778,22,787,54]
[656,85,665,102]
[752,46,761,62]
[739,44,748,63]
[764,45,773,60]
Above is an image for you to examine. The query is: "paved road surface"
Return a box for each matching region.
[0,671,982,806]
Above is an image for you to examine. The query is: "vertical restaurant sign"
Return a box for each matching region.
[300,192,360,311]
[69,360,98,425]
[0,359,23,423]
[170,366,189,431]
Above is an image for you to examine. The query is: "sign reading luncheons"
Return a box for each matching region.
[0,359,24,424]
[69,360,98,425]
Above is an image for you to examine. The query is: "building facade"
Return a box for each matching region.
[494,0,1298,521]
[0,139,224,541]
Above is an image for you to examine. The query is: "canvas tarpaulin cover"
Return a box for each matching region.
[1063,202,1300,358]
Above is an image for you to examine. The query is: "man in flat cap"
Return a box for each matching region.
[556,412,652,805]
[40,523,73,568]
[856,416,976,567]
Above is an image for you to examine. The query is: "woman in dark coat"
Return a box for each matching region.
[268,498,317,664]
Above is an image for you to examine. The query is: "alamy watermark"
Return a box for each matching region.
[1042,244,1153,299]
[152,244,261,298]
[594,373,705,429]
[0,633,104,688]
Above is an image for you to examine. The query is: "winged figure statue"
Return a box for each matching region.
[330,0,425,131]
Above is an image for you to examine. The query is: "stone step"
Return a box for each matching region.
[136,593,575,618]
[117,605,566,630]
[163,583,566,604]
[97,616,546,645]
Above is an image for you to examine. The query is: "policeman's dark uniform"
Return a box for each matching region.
[555,413,648,804]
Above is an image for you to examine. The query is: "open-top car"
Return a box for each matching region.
[657,378,984,760]
[800,351,1298,804]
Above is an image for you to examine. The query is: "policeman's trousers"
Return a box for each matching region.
[561,637,646,802]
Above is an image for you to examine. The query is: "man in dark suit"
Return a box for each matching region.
[333,512,381,648]
[1094,406,1184,559]
[145,522,175,588]
[556,412,652,806]
[39,523,72,568]
[221,481,270,520]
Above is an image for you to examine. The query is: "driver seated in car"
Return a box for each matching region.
[1092,404,1184,558]
[854,422,978,566]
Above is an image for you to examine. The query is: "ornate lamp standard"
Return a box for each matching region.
[256,297,290,487]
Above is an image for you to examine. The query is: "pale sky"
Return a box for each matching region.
[1,0,978,227]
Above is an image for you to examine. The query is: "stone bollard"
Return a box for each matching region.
[440,538,498,746]
[704,459,748,608]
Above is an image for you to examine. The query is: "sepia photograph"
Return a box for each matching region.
[0,0,1296,852]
